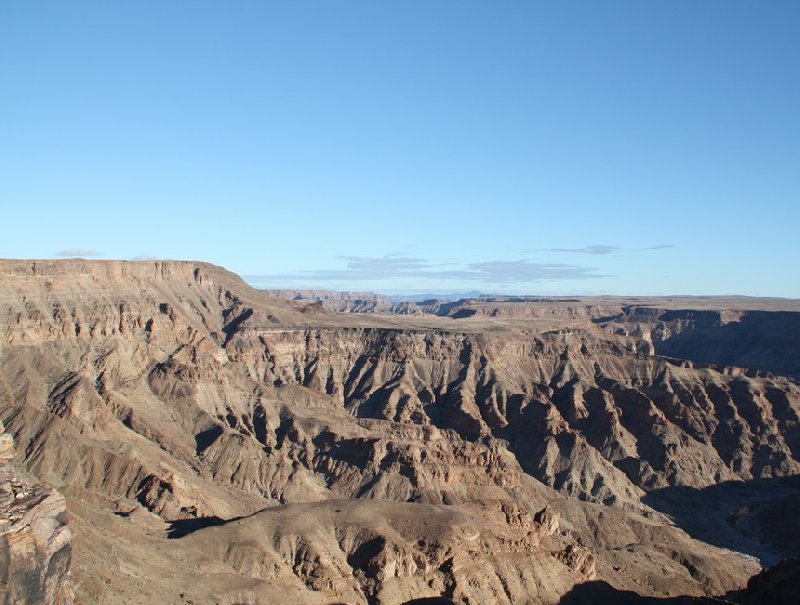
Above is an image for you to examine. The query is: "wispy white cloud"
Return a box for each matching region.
[131,254,158,260]
[246,255,607,287]
[646,244,677,250]
[54,248,103,257]
[536,245,619,255]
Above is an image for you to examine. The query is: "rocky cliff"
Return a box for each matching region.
[0,420,73,605]
[264,290,800,379]
[600,306,800,380]
[263,289,427,315]
[2,260,798,604]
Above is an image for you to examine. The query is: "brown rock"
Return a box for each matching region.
[0,424,73,605]
[3,260,796,604]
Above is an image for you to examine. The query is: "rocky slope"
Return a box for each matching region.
[263,289,431,315]
[0,420,73,605]
[599,306,800,380]
[2,260,799,604]
[269,291,800,380]
[263,289,395,314]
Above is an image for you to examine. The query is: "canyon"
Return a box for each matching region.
[1,260,799,604]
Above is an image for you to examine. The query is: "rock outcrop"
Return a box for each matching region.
[0,421,73,605]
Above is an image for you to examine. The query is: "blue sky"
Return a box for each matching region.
[2,2,798,296]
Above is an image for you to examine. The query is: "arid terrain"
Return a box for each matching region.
[2,259,800,604]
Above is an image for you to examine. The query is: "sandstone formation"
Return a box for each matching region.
[2,260,799,604]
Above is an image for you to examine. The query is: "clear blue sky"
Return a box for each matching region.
[2,2,798,296]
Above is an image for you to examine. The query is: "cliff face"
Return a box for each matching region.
[262,288,427,315]
[3,260,798,604]
[236,328,800,496]
[0,421,73,605]
[602,307,800,380]
[264,290,800,379]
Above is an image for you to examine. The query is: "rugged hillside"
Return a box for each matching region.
[600,307,800,380]
[264,290,800,380]
[3,260,799,604]
[263,289,427,315]
[236,328,800,498]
